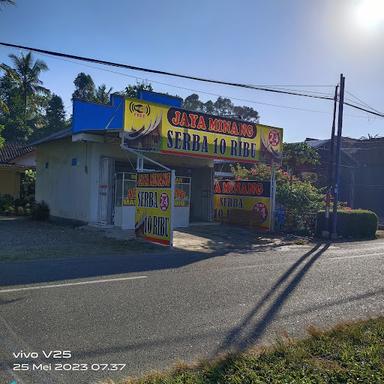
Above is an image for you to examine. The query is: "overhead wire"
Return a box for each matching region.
[0,41,383,118]
[33,49,377,119]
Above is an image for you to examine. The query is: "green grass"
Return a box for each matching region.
[111,317,384,384]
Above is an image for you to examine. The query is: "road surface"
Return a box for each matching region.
[1,239,383,384]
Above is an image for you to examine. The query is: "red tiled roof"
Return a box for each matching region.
[0,142,34,164]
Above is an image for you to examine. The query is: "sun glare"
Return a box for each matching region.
[355,0,384,29]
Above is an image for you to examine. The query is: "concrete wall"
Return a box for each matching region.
[36,138,137,224]
[36,138,91,222]
[0,168,20,197]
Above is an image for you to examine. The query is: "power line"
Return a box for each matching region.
[31,48,376,119]
[0,41,335,101]
[0,41,383,118]
[4,45,340,116]
[345,90,382,115]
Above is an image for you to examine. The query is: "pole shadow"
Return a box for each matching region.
[216,242,330,354]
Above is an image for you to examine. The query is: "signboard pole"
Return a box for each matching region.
[170,170,175,247]
[270,163,276,232]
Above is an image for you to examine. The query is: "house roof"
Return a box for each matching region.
[30,128,72,146]
[0,142,35,164]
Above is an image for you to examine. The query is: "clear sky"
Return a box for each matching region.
[0,0,383,142]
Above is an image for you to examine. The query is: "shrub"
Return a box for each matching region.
[0,194,14,212]
[231,163,325,235]
[31,201,50,221]
[16,206,24,215]
[316,209,378,239]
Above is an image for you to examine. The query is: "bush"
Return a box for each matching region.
[231,163,325,235]
[0,194,14,212]
[316,209,378,239]
[31,201,50,221]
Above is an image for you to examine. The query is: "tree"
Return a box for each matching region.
[0,0,15,8]
[46,94,66,129]
[94,84,112,103]
[29,94,67,140]
[183,93,204,111]
[214,97,234,116]
[1,52,49,122]
[0,124,4,148]
[233,105,259,122]
[72,72,96,101]
[123,81,153,98]
[182,93,259,122]
[0,72,35,141]
[282,142,320,176]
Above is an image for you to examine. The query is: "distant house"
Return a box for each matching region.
[0,142,36,198]
[305,137,384,221]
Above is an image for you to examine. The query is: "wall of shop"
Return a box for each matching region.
[35,138,91,222]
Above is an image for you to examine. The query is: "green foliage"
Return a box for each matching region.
[231,163,324,234]
[72,72,96,101]
[30,94,67,140]
[316,209,378,239]
[94,84,113,103]
[0,52,50,141]
[31,201,50,221]
[0,193,14,212]
[282,142,320,176]
[183,94,259,122]
[123,81,153,98]
[21,169,36,199]
[118,317,384,384]
[72,73,113,103]
[0,124,4,148]
[0,192,34,216]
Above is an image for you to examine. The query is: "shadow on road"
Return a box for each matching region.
[0,219,298,287]
[215,242,330,354]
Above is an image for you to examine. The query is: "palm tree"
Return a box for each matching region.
[1,52,49,120]
[0,0,15,8]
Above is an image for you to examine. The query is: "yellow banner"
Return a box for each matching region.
[124,98,283,163]
[135,171,174,246]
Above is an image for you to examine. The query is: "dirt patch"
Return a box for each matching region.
[0,216,160,261]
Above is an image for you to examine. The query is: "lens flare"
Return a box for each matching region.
[355,0,384,28]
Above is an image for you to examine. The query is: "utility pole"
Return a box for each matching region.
[323,85,339,237]
[331,74,345,239]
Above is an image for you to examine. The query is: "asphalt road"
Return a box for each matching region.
[1,239,384,384]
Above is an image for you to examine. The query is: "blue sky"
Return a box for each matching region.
[0,0,383,142]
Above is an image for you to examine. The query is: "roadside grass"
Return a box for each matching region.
[108,317,384,384]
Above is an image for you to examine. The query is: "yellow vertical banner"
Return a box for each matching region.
[135,170,174,246]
